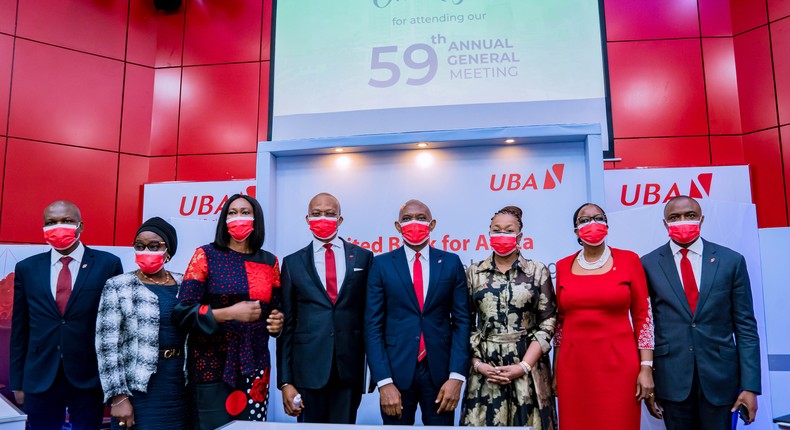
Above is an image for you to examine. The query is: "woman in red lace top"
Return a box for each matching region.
[173,195,283,430]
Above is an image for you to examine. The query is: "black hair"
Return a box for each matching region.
[491,205,524,231]
[213,194,266,251]
[572,202,606,246]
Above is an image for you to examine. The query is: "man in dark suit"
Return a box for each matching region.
[277,193,374,423]
[365,199,470,426]
[642,196,760,429]
[10,201,123,430]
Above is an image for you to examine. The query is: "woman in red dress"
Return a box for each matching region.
[553,203,654,429]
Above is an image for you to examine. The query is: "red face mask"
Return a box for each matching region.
[667,220,700,244]
[227,216,255,242]
[308,217,339,240]
[135,251,166,275]
[578,222,608,246]
[490,233,518,256]
[43,224,79,250]
[400,221,431,246]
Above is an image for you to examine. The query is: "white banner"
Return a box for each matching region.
[142,179,257,222]
[604,165,752,212]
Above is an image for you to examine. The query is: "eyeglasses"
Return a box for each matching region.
[133,241,166,252]
[576,215,607,227]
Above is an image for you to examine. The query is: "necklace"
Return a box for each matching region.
[138,269,171,286]
[576,246,611,270]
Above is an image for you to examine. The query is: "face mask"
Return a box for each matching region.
[227,216,255,242]
[308,217,339,240]
[578,222,608,246]
[135,250,166,275]
[490,233,518,256]
[43,224,79,250]
[667,220,701,244]
[400,220,431,246]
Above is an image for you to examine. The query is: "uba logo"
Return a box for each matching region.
[621,173,712,206]
[179,185,257,216]
[489,164,565,191]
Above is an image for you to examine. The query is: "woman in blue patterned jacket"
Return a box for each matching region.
[96,217,190,429]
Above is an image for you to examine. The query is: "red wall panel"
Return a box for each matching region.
[743,129,787,227]
[15,0,128,59]
[698,0,733,36]
[733,27,778,133]
[0,136,5,213]
[614,136,711,168]
[603,0,699,41]
[0,139,119,245]
[0,34,12,136]
[769,0,790,21]
[176,153,256,182]
[261,0,272,61]
[0,0,15,35]
[730,0,769,35]
[607,39,708,138]
[258,62,270,143]
[120,64,155,156]
[178,63,259,154]
[8,40,124,151]
[126,0,185,67]
[773,18,790,126]
[782,126,790,225]
[115,154,149,246]
[710,135,746,165]
[182,0,262,66]
[149,68,181,156]
[702,38,742,134]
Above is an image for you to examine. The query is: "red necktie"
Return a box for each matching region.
[414,252,426,362]
[680,249,699,314]
[55,256,73,315]
[323,244,338,303]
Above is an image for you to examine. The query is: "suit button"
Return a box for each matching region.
[691,323,696,328]
[415,336,420,342]
[61,320,66,325]
[330,332,334,337]
[689,346,694,352]
[56,345,61,350]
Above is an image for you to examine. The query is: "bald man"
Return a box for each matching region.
[365,199,470,426]
[10,201,123,430]
[277,193,374,423]
[641,196,760,429]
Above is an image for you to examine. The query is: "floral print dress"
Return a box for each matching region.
[461,253,558,429]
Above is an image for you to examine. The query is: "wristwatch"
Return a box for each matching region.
[640,360,654,368]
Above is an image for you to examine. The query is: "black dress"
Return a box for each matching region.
[111,283,190,430]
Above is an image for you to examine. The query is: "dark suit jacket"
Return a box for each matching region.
[364,246,470,390]
[641,239,760,405]
[277,239,374,390]
[10,246,123,394]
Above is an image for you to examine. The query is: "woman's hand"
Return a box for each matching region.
[111,395,135,428]
[266,309,283,334]
[478,363,520,385]
[216,300,262,323]
[635,366,655,401]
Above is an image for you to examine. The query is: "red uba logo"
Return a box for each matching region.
[620,173,712,206]
[490,164,565,191]
[179,185,257,216]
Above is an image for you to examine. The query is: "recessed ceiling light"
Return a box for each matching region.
[505,139,515,144]
[417,142,429,148]
[334,147,344,152]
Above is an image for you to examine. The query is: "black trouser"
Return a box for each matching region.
[192,382,233,430]
[24,366,104,430]
[660,365,734,430]
[297,356,362,424]
[381,359,454,426]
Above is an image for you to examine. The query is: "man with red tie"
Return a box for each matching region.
[277,193,373,423]
[365,199,470,425]
[641,196,761,429]
[10,201,123,430]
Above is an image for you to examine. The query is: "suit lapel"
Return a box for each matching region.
[423,248,443,310]
[695,239,719,316]
[300,243,332,305]
[392,247,420,310]
[65,247,95,315]
[657,244,693,318]
[38,251,60,315]
[335,240,356,304]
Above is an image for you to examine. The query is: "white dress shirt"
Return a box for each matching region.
[670,238,703,290]
[312,237,346,293]
[378,245,465,388]
[49,242,85,298]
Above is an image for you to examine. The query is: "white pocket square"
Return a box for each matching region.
[353,268,365,272]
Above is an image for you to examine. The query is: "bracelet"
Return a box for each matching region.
[640,360,654,368]
[519,361,532,374]
[473,361,483,372]
[111,396,129,407]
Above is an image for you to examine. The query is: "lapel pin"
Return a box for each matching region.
[349,255,354,259]
[438,259,442,264]
[82,264,87,268]
[710,258,715,263]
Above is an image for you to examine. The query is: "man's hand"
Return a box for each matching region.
[12,391,23,406]
[731,390,758,424]
[266,309,283,334]
[645,396,663,419]
[435,379,463,414]
[281,385,303,417]
[379,383,402,418]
